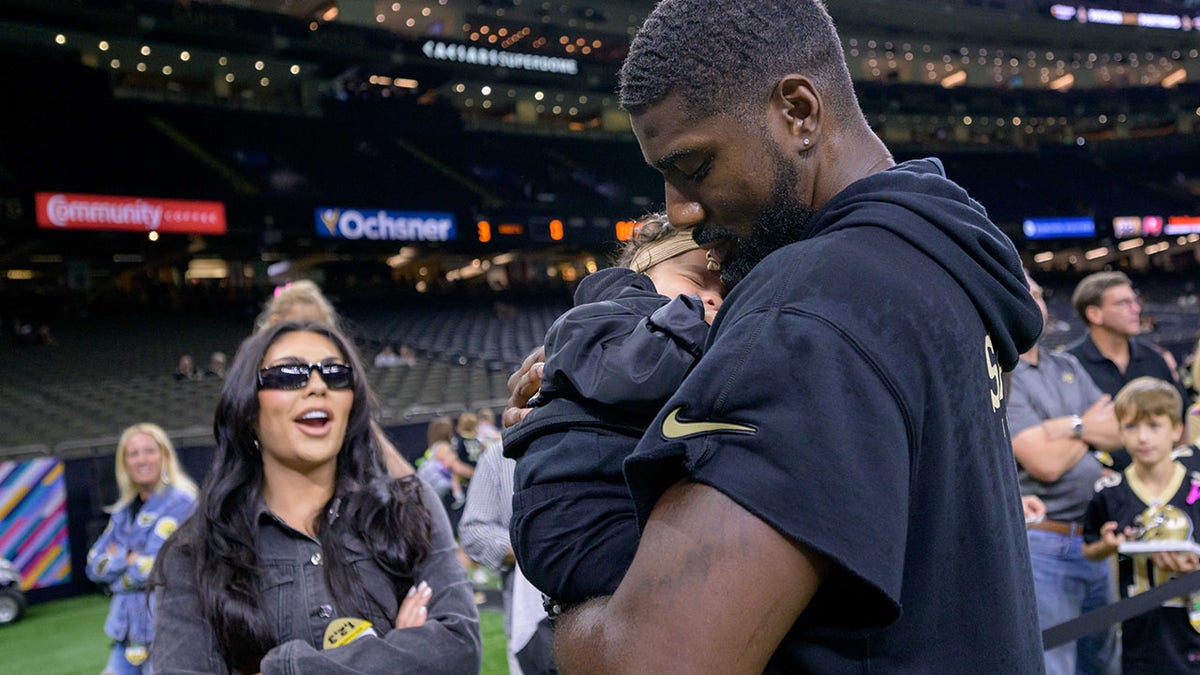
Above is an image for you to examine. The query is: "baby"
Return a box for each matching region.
[504,212,723,609]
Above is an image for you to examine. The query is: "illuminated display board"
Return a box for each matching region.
[1166,216,1200,235]
[1022,217,1096,239]
[36,192,226,234]
[316,207,456,241]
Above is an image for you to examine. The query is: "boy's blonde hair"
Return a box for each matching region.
[1114,376,1183,426]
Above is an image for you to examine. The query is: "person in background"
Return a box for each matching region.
[1083,377,1195,675]
[440,413,483,572]
[253,280,337,332]
[151,321,480,674]
[204,351,227,380]
[374,344,403,368]
[460,442,556,675]
[257,279,414,478]
[1009,271,1123,675]
[87,423,198,675]
[173,354,197,381]
[398,344,418,367]
[475,408,501,447]
[1068,271,1185,410]
[417,416,466,509]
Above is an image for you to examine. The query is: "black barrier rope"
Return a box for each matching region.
[1042,569,1200,650]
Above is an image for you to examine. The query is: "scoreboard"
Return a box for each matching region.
[475,214,640,246]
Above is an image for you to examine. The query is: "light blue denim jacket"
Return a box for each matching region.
[86,484,196,645]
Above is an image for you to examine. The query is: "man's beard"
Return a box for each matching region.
[716,151,814,289]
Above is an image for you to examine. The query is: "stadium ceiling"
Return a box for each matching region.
[211,0,1200,52]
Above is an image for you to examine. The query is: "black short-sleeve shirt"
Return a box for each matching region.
[625,221,1042,673]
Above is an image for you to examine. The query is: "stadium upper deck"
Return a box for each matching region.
[0,0,1197,327]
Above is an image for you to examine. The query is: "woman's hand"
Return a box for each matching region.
[395,581,432,629]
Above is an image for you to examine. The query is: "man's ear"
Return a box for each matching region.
[773,75,820,147]
[1084,305,1103,327]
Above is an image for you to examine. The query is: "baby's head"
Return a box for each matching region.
[617,212,725,324]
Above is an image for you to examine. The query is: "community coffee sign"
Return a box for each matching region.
[36,192,227,234]
[316,207,456,242]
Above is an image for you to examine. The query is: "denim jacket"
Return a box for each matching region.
[86,484,196,645]
[152,481,481,674]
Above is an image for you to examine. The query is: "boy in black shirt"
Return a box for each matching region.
[1084,376,1198,673]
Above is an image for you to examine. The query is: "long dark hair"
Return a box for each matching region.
[153,321,431,674]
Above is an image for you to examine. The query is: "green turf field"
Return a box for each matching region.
[0,593,510,674]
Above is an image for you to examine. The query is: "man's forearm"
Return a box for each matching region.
[1014,424,1088,483]
[554,596,626,674]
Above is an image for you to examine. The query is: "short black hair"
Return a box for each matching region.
[619,0,858,122]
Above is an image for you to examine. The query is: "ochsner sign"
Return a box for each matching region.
[316,207,456,242]
[36,192,227,234]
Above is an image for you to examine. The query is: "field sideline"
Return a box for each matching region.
[0,593,509,674]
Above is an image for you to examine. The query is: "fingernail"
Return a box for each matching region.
[407,585,416,597]
[418,580,429,592]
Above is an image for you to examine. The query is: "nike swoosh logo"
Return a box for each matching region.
[661,406,756,440]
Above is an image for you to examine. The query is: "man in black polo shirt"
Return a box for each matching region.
[1068,271,1184,405]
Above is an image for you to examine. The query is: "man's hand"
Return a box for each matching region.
[1021,495,1046,524]
[395,581,432,629]
[503,347,545,429]
[1080,395,1122,450]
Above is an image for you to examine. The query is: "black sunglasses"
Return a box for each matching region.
[257,363,354,390]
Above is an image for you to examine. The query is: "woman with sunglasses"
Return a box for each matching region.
[255,279,415,479]
[151,321,480,674]
[87,423,198,675]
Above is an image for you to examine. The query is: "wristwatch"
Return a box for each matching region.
[1070,414,1084,439]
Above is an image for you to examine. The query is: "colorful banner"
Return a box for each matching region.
[0,458,72,590]
[315,207,456,242]
[36,192,227,234]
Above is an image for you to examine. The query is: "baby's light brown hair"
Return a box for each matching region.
[615,212,700,273]
[1114,376,1183,426]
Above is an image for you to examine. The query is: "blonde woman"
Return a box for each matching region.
[86,423,197,674]
[256,280,415,478]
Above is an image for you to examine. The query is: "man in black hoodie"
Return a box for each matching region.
[506,1,1045,672]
